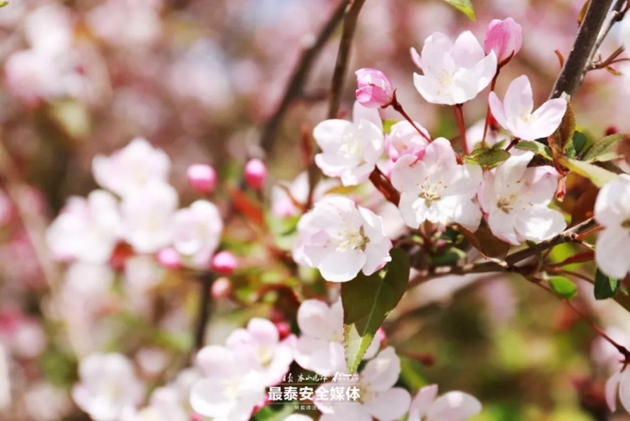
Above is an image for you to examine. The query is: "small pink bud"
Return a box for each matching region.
[355,68,394,108]
[211,251,238,275]
[275,321,291,339]
[244,159,267,190]
[187,164,217,194]
[210,277,232,300]
[157,247,181,269]
[484,18,522,65]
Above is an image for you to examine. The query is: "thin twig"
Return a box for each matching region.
[194,273,216,351]
[585,0,628,71]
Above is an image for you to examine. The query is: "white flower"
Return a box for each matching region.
[292,196,392,282]
[391,138,483,231]
[128,387,189,421]
[479,151,566,245]
[316,347,411,421]
[225,318,294,386]
[172,200,223,269]
[594,174,630,278]
[190,345,267,421]
[294,299,380,377]
[489,75,567,141]
[606,364,630,413]
[121,182,178,253]
[386,120,430,162]
[72,353,144,421]
[314,101,384,186]
[47,190,121,263]
[412,31,497,105]
[408,384,482,421]
[93,138,171,198]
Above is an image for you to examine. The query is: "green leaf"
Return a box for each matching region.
[560,157,619,187]
[474,148,510,168]
[442,0,475,20]
[459,226,510,258]
[566,131,588,159]
[548,276,578,300]
[0,2,8,7]
[253,405,296,421]
[594,268,620,300]
[515,141,553,160]
[582,134,624,163]
[382,119,397,134]
[342,248,409,373]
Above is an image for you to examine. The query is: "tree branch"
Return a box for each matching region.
[194,273,215,350]
[259,0,349,155]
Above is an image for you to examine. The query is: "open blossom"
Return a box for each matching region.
[314,101,384,186]
[412,31,497,105]
[294,299,381,376]
[408,384,482,421]
[172,200,223,269]
[484,18,522,64]
[355,68,394,108]
[489,75,567,141]
[47,190,121,263]
[391,138,483,231]
[292,196,392,282]
[93,138,171,198]
[316,347,411,421]
[225,318,294,386]
[271,172,338,217]
[386,121,430,162]
[190,345,267,421]
[479,152,566,245]
[121,182,178,253]
[72,353,144,421]
[127,387,189,421]
[594,174,630,278]
[606,363,630,413]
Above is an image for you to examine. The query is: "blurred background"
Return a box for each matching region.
[0,0,629,420]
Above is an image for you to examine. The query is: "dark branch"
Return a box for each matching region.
[194,273,216,350]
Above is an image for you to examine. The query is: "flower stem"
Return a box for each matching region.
[453,104,469,155]
[389,92,431,143]
[369,167,400,205]
[481,71,500,148]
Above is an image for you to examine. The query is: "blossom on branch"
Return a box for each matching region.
[606,363,630,413]
[172,200,223,269]
[386,120,430,162]
[407,384,482,421]
[313,102,384,186]
[292,196,392,282]
[355,68,394,108]
[484,18,522,65]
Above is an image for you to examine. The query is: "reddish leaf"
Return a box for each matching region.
[227,185,265,226]
[459,226,510,258]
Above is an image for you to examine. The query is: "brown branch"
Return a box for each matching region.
[586,0,628,70]
[327,0,367,119]
[194,273,215,351]
[259,0,349,154]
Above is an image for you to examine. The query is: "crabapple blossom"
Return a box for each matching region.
[271,172,338,217]
[606,364,630,413]
[87,0,163,47]
[465,118,510,152]
[294,299,380,376]
[244,159,268,190]
[225,318,294,386]
[72,353,144,421]
[391,138,483,231]
[313,101,384,186]
[172,200,223,269]
[488,75,567,141]
[92,138,171,198]
[484,18,522,64]
[594,174,630,278]
[212,251,238,275]
[407,384,482,421]
[121,182,178,253]
[479,152,566,245]
[128,387,188,421]
[157,247,181,269]
[412,31,497,105]
[355,68,394,108]
[316,347,411,421]
[47,190,121,263]
[187,164,217,194]
[386,120,431,162]
[211,277,233,300]
[190,345,267,421]
[292,196,392,282]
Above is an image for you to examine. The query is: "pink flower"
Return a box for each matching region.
[408,384,482,421]
[172,200,223,269]
[594,174,630,278]
[386,121,430,162]
[412,31,497,105]
[187,164,217,194]
[244,159,268,190]
[606,363,630,413]
[391,138,483,231]
[212,251,238,275]
[479,152,566,245]
[157,247,181,270]
[293,196,392,282]
[313,101,384,186]
[489,75,567,141]
[355,68,394,108]
[484,18,523,64]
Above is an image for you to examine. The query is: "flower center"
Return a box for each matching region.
[438,69,454,89]
[419,181,444,206]
[338,133,363,159]
[255,345,274,367]
[222,377,241,400]
[337,226,369,252]
[497,194,519,213]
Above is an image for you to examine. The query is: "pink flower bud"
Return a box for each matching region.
[211,251,238,275]
[484,18,522,64]
[157,247,181,269]
[274,321,292,339]
[210,277,232,300]
[355,68,394,108]
[244,159,267,190]
[187,164,217,194]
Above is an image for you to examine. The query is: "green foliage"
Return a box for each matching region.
[442,0,475,20]
[41,350,78,388]
[565,131,588,159]
[548,276,578,300]
[382,118,398,134]
[341,248,410,373]
[514,141,553,160]
[252,404,296,421]
[559,157,619,187]
[594,268,620,300]
[582,133,624,163]
[469,147,510,168]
